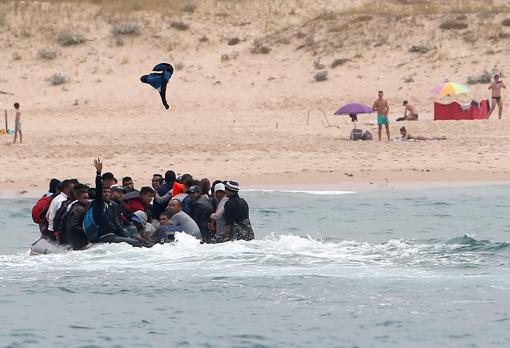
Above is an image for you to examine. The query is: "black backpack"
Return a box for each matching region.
[54,201,69,243]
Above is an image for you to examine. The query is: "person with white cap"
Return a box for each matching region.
[215,180,254,242]
[210,182,228,239]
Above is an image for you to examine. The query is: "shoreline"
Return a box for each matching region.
[2,175,510,199]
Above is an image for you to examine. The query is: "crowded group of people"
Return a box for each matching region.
[31,158,254,250]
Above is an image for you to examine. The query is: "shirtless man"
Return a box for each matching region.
[373,91,390,141]
[12,102,22,144]
[397,101,418,121]
[400,127,446,141]
[488,75,506,119]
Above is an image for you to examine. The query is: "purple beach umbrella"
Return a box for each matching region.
[334,103,373,115]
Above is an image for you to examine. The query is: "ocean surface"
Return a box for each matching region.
[0,186,509,348]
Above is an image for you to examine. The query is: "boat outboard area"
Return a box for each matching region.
[30,238,95,256]
[29,159,254,255]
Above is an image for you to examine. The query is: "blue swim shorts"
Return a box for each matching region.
[377,114,389,126]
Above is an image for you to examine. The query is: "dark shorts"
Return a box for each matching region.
[492,96,501,102]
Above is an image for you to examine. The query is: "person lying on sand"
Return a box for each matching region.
[400,127,446,141]
[397,101,419,121]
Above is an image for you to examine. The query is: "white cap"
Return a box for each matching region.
[214,183,225,192]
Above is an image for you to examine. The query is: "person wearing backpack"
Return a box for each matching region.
[46,180,75,240]
[32,179,60,234]
[86,158,142,247]
[65,187,91,250]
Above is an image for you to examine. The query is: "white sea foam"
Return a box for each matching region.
[244,189,355,195]
[0,233,499,280]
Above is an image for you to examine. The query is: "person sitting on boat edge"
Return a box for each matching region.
[89,158,143,247]
[154,212,176,243]
[125,186,154,222]
[214,180,254,242]
[122,176,136,193]
[32,178,61,234]
[209,182,228,241]
[190,185,214,243]
[65,187,90,250]
[101,172,116,189]
[152,173,170,221]
[56,183,89,244]
[45,179,75,240]
[165,198,202,240]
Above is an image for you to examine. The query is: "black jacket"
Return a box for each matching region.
[93,174,128,239]
[65,201,89,250]
[224,194,249,225]
[191,196,213,241]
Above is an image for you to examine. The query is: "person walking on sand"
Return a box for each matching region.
[12,102,22,144]
[488,75,506,119]
[373,91,390,141]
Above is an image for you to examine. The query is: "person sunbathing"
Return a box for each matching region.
[397,101,419,121]
[400,127,446,141]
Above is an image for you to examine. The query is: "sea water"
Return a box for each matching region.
[0,186,509,348]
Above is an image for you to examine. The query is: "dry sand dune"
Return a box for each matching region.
[1,0,510,195]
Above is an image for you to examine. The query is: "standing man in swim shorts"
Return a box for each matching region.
[12,102,22,144]
[373,91,390,141]
[488,75,506,119]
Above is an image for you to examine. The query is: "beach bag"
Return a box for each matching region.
[362,130,373,141]
[82,206,100,241]
[350,128,363,140]
[32,195,52,224]
[232,218,254,241]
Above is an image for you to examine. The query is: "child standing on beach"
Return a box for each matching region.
[12,102,22,144]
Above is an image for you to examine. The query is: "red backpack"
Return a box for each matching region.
[32,195,52,224]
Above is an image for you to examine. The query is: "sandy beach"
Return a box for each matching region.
[1,0,510,195]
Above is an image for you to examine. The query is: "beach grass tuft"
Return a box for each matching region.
[251,39,271,54]
[49,73,66,86]
[228,37,241,46]
[181,3,197,13]
[314,71,328,82]
[439,20,468,30]
[170,21,190,31]
[57,31,86,46]
[409,44,433,53]
[111,22,141,36]
[403,75,414,83]
[467,70,494,84]
[331,58,349,68]
[38,48,58,60]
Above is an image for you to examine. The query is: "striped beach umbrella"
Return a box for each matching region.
[431,82,470,96]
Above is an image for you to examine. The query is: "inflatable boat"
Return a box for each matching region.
[29,237,95,256]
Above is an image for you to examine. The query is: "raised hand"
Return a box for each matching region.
[93,158,103,174]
